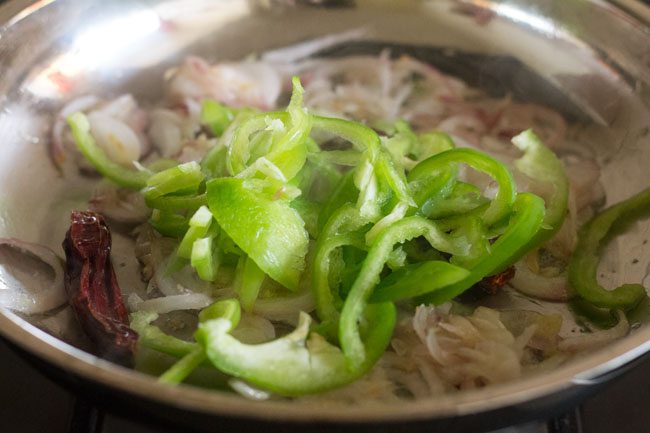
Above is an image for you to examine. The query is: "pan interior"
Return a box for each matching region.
[0,0,650,421]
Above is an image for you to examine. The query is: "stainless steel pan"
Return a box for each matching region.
[1,1,650,431]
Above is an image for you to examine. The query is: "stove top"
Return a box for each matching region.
[1,337,647,433]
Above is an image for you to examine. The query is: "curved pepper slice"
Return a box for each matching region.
[265,77,312,181]
[196,302,396,396]
[420,192,546,305]
[339,216,467,368]
[408,148,516,227]
[568,186,650,310]
[512,129,569,249]
[67,112,151,190]
[206,177,308,291]
[312,204,368,322]
[369,261,470,303]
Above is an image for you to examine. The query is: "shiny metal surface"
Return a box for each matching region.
[1,0,650,426]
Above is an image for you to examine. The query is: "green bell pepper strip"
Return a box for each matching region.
[159,347,207,385]
[264,77,312,181]
[312,115,380,155]
[298,152,343,204]
[191,236,219,282]
[379,120,417,164]
[420,192,546,305]
[569,298,620,330]
[312,232,366,323]
[201,145,229,179]
[407,166,457,217]
[413,131,456,160]
[408,148,516,227]
[568,186,650,310]
[67,112,151,190]
[446,215,491,268]
[226,112,287,176]
[512,129,569,249]
[142,161,205,201]
[196,302,396,396]
[145,193,207,212]
[365,202,410,245]
[339,216,468,368]
[310,150,361,167]
[131,311,197,358]
[290,197,321,239]
[226,78,310,181]
[201,99,237,136]
[312,115,414,209]
[426,182,489,220]
[353,157,382,220]
[155,299,242,385]
[312,204,369,322]
[207,177,308,291]
[318,170,358,231]
[149,209,189,238]
[201,108,257,178]
[147,158,180,173]
[234,255,266,312]
[177,206,214,259]
[369,261,471,303]
[374,151,416,208]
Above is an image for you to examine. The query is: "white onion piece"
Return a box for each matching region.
[148,109,185,158]
[0,239,66,315]
[510,262,571,302]
[490,103,567,147]
[152,259,183,296]
[130,293,213,314]
[231,313,275,344]
[167,57,282,110]
[51,95,102,165]
[252,290,315,325]
[87,111,143,167]
[558,311,629,353]
[97,94,138,120]
[228,379,271,401]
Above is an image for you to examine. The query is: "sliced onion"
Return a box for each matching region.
[87,111,143,167]
[167,57,282,110]
[0,239,66,315]
[252,290,315,325]
[51,95,102,166]
[228,379,271,401]
[148,109,185,158]
[231,313,275,344]
[510,261,571,302]
[558,311,629,353]
[129,292,213,314]
[489,103,567,147]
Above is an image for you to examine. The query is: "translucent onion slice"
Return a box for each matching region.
[0,239,66,315]
[510,261,571,302]
[128,292,212,314]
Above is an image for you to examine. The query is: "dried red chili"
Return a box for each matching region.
[456,265,516,303]
[476,266,516,295]
[63,210,137,366]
